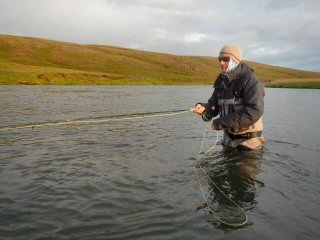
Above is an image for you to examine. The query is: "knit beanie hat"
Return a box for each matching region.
[219,44,242,64]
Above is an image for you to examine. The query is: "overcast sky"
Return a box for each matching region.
[0,0,319,72]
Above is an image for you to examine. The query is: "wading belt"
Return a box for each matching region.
[227,131,262,140]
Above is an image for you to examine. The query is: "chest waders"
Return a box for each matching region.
[218,97,263,136]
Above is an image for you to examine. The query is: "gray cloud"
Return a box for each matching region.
[0,0,319,71]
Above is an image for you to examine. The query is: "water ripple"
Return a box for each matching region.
[1,86,320,239]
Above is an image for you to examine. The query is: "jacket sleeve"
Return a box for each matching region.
[200,86,220,121]
[212,75,264,129]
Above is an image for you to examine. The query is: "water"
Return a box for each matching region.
[0,86,319,239]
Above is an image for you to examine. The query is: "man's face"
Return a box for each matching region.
[219,56,230,73]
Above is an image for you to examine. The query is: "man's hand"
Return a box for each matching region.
[212,122,222,131]
[190,104,206,115]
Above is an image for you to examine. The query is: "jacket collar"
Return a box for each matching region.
[223,62,252,83]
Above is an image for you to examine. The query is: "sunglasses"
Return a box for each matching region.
[218,57,230,62]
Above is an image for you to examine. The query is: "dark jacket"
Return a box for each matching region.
[202,62,265,131]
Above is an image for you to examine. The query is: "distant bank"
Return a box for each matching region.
[1,34,320,88]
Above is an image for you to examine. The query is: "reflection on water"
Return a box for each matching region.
[196,146,264,229]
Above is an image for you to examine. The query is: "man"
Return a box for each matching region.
[192,44,265,150]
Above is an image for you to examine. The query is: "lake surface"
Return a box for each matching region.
[0,86,319,240]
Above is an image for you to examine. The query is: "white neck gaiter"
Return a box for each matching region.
[226,57,239,72]
[222,57,239,75]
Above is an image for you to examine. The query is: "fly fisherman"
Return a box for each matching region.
[191,44,265,150]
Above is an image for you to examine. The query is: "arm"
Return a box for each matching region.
[202,89,219,121]
[191,88,220,121]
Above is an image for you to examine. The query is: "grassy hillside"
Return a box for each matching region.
[1,34,320,87]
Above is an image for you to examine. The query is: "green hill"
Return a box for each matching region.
[1,34,320,87]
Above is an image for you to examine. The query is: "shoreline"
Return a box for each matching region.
[1,81,320,89]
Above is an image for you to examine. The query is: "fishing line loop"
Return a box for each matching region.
[194,125,248,227]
